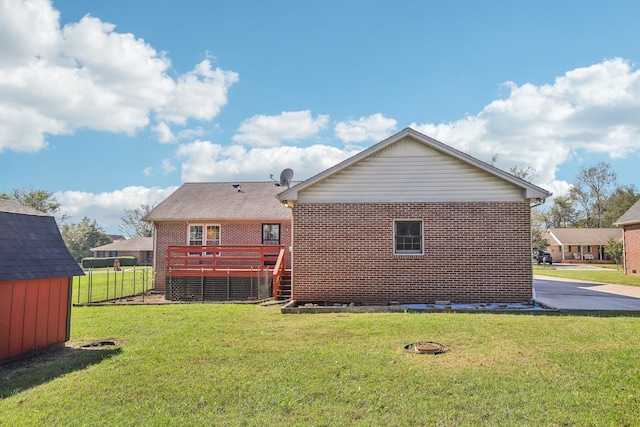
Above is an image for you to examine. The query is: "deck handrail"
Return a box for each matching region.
[272,248,286,299]
[166,245,284,272]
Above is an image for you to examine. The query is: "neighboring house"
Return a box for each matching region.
[108,234,126,242]
[277,128,551,304]
[614,199,640,276]
[0,199,84,363]
[91,236,154,265]
[143,182,293,299]
[541,228,623,263]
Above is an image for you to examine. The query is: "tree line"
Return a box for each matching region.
[0,187,153,262]
[534,161,639,229]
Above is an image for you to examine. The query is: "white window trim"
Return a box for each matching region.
[393,219,424,256]
[187,223,221,246]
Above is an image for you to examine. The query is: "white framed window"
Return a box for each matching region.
[394,220,423,255]
[188,224,220,246]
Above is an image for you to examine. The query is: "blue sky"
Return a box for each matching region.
[1,0,640,233]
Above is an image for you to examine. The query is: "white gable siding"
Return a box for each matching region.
[297,137,524,203]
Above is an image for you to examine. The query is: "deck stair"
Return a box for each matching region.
[277,270,292,300]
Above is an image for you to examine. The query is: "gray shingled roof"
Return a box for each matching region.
[0,199,49,216]
[543,228,622,246]
[0,200,84,281]
[91,236,153,252]
[143,182,293,221]
[614,199,640,226]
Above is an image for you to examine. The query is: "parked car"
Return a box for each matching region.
[536,252,553,265]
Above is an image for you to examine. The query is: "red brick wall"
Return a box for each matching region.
[152,221,292,290]
[623,224,640,275]
[290,202,533,304]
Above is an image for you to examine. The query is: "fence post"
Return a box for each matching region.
[120,268,124,299]
[88,268,92,303]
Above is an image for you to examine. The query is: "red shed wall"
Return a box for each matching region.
[291,202,533,304]
[153,221,292,290]
[0,277,71,362]
[623,224,640,275]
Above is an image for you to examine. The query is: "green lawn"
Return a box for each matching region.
[533,264,640,287]
[2,305,640,426]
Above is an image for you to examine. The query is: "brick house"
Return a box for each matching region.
[541,228,623,263]
[615,199,640,276]
[276,128,551,304]
[0,200,84,362]
[143,182,292,300]
[91,236,154,265]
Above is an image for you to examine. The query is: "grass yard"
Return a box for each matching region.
[2,305,640,426]
[533,264,640,287]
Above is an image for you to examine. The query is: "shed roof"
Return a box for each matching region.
[91,236,153,252]
[614,199,640,226]
[544,228,623,246]
[277,128,552,203]
[143,182,293,222]
[0,200,84,281]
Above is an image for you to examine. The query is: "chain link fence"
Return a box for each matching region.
[72,266,154,304]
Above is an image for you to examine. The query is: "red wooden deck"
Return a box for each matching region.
[165,245,289,299]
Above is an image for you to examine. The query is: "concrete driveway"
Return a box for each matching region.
[533,273,640,311]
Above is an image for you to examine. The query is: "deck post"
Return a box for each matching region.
[201,268,204,301]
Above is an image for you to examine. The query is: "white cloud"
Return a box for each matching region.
[232,110,330,147]
[411,58,640,196]
[152,122,176,143]
[176,140,360,182]
[0,0,237,153]
[161,159,176,173]
[334,113,397,143]
[152,121,206,144]
[154,59,238,125]
[56,185,179,232]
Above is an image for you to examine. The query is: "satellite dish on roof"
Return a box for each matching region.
[279,168,294,188]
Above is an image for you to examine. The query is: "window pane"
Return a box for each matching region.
[395,220,422,254]
[262,224,280,245]
[189,225,203,245]
[206,225,220,245]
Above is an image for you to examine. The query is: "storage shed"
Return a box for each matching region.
[0,199,84,362]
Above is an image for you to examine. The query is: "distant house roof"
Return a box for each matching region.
[108,234,126,242]
[143,182,293,222]
[614,199,640,227]
[0,200,84,281]
[91,236,153,252]
[277,128,552,203]
[543,228,623,246]
[0,199,48,216]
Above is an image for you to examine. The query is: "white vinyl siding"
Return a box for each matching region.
[297,137,524,203]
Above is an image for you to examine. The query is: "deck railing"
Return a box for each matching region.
[272,248,286,299]
[166,244,284,278]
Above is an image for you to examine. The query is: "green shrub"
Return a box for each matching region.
[81,256,137,269]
